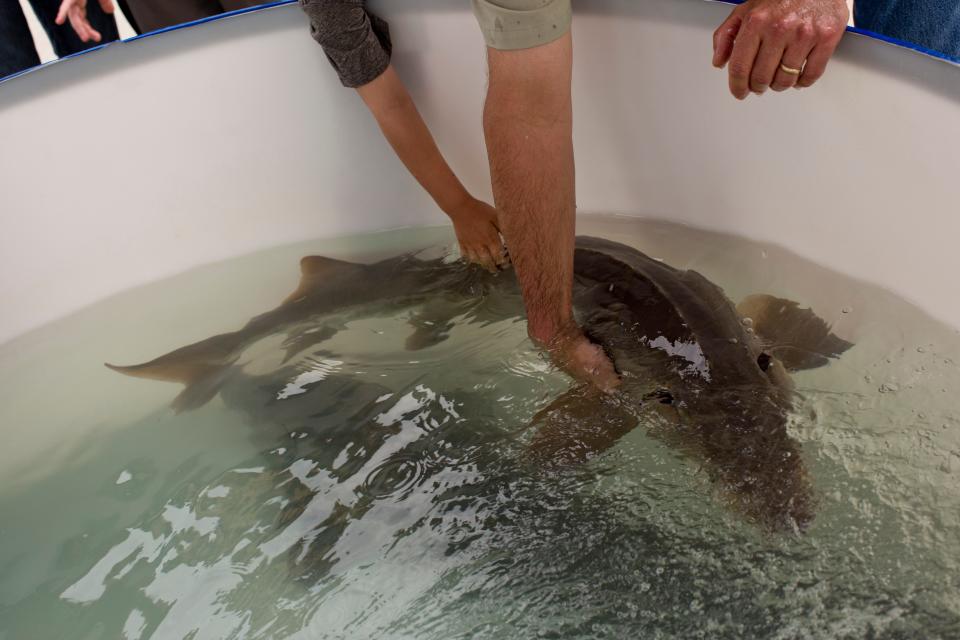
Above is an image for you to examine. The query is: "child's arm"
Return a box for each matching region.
[356,66,506,272]
[301,1,507,271]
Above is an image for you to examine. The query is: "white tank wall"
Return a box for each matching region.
[1,0,959,345]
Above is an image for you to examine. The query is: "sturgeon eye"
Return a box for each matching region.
[757,353,772,372]
[654,389,673,405]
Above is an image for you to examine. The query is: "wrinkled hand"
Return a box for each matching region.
[713,0,848,98]
[448,198,509,273]
[55,0,114,43]
[542,327,621,393]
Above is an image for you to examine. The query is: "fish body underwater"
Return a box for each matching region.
[108,236,851,531]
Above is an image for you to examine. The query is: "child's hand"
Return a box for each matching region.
[448,198,509,273]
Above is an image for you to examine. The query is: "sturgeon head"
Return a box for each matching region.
[530,236,853,532]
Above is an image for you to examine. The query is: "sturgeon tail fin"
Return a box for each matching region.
[105,331,244,412]
[737,294,853,371]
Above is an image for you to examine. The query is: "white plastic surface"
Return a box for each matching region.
[1,0,959,344]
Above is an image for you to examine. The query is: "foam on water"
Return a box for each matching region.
[1,217,958,639]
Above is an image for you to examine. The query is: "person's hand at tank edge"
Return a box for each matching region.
[712,0,849,98]
[446,197,510,273]
[55,0,115,43]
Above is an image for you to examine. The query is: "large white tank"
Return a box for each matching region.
[0,0,958,343]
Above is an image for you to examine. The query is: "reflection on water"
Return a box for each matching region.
[0,218,958,639]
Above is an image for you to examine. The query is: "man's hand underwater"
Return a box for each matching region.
[543,326,621,393]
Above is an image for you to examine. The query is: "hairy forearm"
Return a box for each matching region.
[483,34,576,344]
[356,65,471,215]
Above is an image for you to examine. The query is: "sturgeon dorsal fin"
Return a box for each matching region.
[737,294,853,371]
[300,255,360,276]
[283,256,365,304]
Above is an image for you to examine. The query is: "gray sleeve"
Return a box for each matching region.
[299,0,392,88]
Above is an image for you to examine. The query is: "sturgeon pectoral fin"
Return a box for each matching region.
[281,325,339,363]
[405,298,462,351]
[527,385,639,466]
[283,256,366,305]
[737,294,854,371]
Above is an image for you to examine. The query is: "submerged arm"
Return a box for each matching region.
[482,33,619,391]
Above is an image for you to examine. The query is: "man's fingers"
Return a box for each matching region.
[485,235,508,268]
[771,39,815,91]
[68,12,91,41]
[726,14,763,99]
[98,0,114,14]
[85,21,103,43]
[55,0,71,25]
[796,38,839,88]
[464,246,495,273]
[471,247,495,273]
[749,37,786,94]
[483,254,499,273]
[496,241,511,267]
[488,247,505,269]
[712,9,744,68]
[65,7,99,42]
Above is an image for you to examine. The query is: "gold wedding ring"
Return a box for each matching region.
[780,63,802,76]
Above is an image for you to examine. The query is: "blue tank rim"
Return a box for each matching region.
[1,0,957,86]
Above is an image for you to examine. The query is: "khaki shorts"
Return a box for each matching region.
[472,0,572,50]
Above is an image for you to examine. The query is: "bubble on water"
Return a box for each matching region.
[879,383,899,394]
[741,317,754,328]
[917,346,927,353]
[841,306,852,314]
[729,338,739,345]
